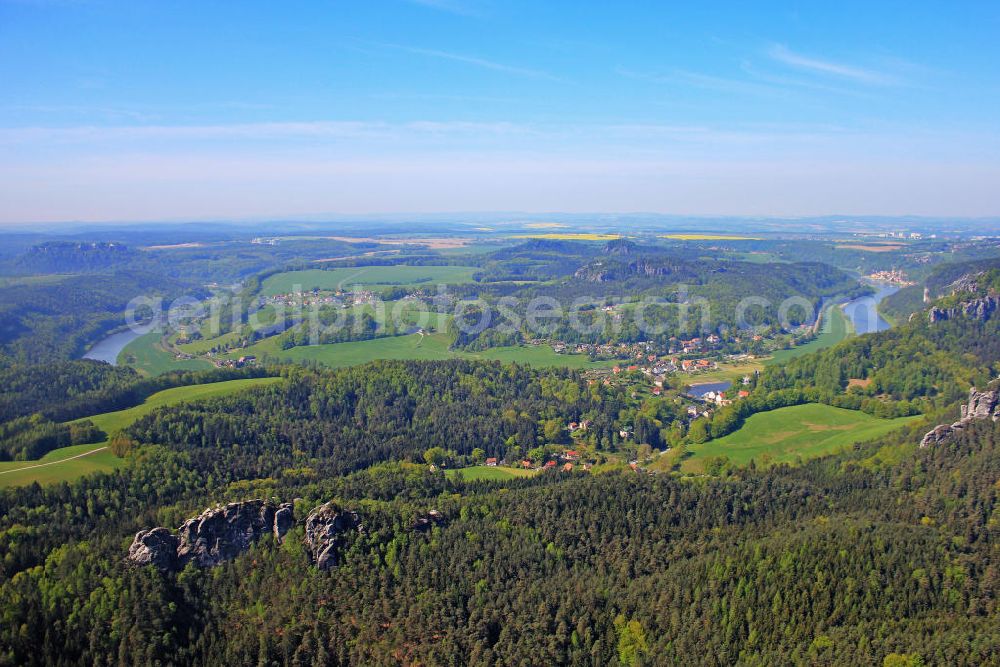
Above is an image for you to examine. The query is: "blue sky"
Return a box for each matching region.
[1,0,999,223]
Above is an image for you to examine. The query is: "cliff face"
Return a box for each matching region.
[176,500,294,568]
[926,272,1000,324]
[927,295,1000,323]
[127,527,179,570]
[129,499,371,572]
[128,500,294,571]
[920,387,1000,448]
[574,259,687,283]
[303,502,363,571]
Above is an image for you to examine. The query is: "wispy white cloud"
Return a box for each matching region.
[403,0,482,17]
[767,44,898,85]
[739,61,880,99]
[618,67,780,97]
[374,42,562,81]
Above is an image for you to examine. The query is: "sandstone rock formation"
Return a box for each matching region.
[928,295,1000,323]
[127,527,179,570]
[303,501,362,570]
[176,499,294,567]
[920,387,1000,448]
[927,272,1000,324]
[127,499,294,570]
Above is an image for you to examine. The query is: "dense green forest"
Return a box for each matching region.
[0,356,997,665]
[0,270,195,364]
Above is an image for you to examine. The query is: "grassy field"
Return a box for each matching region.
[730,251,786,264]
[445,465,537,481]
[767,305,851,365]
[0,274,70,287]
[177,329,242,355]
[274,332,616,369]
[472,345,617,369]
[661,234,762,241]
[681,403,919,474]
[120,330,214,375]
[261,266,479,296]
[683,361,763,385]
[0,377,283,487]
[510,233,620,241]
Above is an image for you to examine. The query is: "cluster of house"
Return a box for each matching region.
[214,355,256,369]
[867,269,914,286]
[698,388,751,407]
[547,340,657,357]
[262,288,382,309]
[485,448,587,473]
[669,335,720,354]
[263,292,342,308]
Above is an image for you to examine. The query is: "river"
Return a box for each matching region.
[82,325,155,365]
[841,283,900,335]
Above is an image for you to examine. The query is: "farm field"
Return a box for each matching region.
[260,266,480,296]
[0,443,121,487]
[680,403,920,474]
[682,360,763,385]
[445,465,537,481]
[177,329,243,355]
[220,304,450,361]
[767,304,851,365]
[472,344,617,369]
[274,332,616,369]
[0,274,70,287]
[120,330,213,375]
[510,233,620,241]
[0,377,283,487]
[661,233,762,240]
[729,251,786,263]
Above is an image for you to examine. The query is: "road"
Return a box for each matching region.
[0,446,109,476]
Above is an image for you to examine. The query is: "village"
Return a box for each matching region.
[865,269,915,286]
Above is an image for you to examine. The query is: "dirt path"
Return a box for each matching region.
[0,446,109,476]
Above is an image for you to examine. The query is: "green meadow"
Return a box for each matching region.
[274,332,616,370]
[261,266,480,296]
[767,304,851,365]
[0,377,283,487]
[681,403,919,474]
[120,330,213,375]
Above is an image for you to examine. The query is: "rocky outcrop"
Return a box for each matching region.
[920,387,1000,447]
[303,502,362,570]
[128,527,179,570]
[411,509,445,532]
[127,499,294,571]
[176,500,294,567]
[928,295,1000,323]
[604,239,637,256]
[575,258,688,283]
[927,272,1000,324]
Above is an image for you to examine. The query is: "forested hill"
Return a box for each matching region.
[760,271,1000,416]
[882,256,1000,321]
[452,254,864,350]
[0,270,195,364]
[15,241,138,273]
[0,357,996,664]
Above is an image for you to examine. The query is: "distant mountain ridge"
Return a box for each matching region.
[16,241,137,273]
